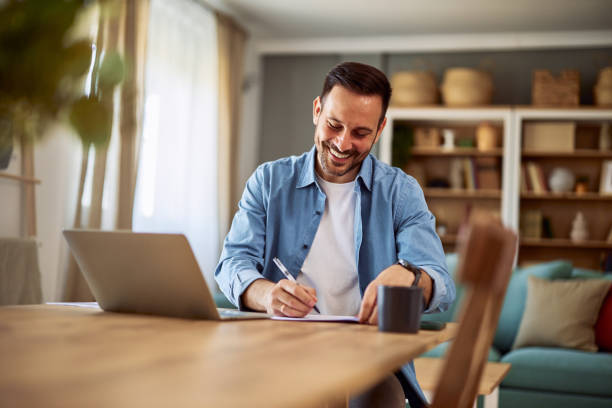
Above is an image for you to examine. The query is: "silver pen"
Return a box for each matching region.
[272,257,321,314]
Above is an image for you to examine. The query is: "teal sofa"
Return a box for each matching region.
[422,255,612,408]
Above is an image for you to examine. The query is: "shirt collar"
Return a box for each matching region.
[297,146,374,191]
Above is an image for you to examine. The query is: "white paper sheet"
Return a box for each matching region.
[271,314,359,323]
[47,302,101,309]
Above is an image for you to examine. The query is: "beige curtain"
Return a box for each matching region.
[60,0,149,301]
[217,12,247,247]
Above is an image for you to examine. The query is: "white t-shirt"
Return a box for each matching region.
[297,176,361,316]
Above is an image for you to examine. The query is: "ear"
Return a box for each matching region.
[313,96,322,126]
[373,117,387,145]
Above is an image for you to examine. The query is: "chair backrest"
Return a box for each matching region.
[430,214,517,408]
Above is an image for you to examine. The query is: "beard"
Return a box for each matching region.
[316,139,363,180]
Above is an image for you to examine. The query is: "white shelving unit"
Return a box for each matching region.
[380,107,516,231]
[379,106,612,268]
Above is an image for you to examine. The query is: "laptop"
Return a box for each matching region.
[63,229,269,321]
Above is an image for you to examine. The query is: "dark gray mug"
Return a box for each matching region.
[378,285,423,333]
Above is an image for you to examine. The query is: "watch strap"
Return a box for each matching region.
[396,259,422,287]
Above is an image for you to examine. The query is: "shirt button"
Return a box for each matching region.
[315,210,322,215]
[303,244,309,249]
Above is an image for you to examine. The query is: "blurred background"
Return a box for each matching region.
[1,0,611,304]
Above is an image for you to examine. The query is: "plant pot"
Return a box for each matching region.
[0,142,13,170]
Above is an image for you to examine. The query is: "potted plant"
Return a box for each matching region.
[0,0,124,170]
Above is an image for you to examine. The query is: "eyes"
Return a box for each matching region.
[327,121,370,138]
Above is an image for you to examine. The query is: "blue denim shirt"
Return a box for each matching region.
[215,146,455,404]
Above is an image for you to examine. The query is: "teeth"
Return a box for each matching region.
[330,149,350,159]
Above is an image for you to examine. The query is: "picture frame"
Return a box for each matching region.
[600,160,612,195]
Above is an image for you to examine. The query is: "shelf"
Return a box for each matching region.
[520,238,612,249]
[411,147,502,157]
[424,188,501,199]
[522,149,612,158]
[521,192,612,200]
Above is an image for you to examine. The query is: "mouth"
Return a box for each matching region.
[326,144,353,164]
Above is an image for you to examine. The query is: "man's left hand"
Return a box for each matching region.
[357,264,432,325]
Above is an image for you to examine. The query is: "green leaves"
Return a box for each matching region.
[98,51,125,90]
[69,97,112,147]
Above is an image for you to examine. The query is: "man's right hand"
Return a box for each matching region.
[241,279,318,317]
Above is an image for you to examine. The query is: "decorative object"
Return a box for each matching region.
[570,212,589,242]
[575,176,589,194]
[600,123,611,151]
[523,122,575,152]
[390,71,438,106]
[436,223,448,237]
[600,160,612,195]
[441,68,493,106]
[594,67,612,107]
[457,138,474,148]
[476,122,498,151]
[442,129,455,150]
[532,69,580,106]
[414,127,440,148]
[512,276,611,352]
[449,159,463,189]
[520,210,542,239]
[548,167,575,193]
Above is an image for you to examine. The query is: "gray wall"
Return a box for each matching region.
[259,48,612,164]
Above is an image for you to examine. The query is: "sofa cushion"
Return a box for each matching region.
[493,261,573,353]
[512,276,611,352]
[596,287,612,351]
[421,340,501,361]
[501,347,612,397]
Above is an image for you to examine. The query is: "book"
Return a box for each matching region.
[476,157,500,190]
[520,164,530,192]
[463,158,476,190]
[527,162,543,193]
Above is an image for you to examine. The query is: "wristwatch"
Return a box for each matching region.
[396,259,422,287]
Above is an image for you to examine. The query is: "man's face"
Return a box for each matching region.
[312,85,387,183]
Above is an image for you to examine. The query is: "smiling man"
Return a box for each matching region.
[215,62,455,407]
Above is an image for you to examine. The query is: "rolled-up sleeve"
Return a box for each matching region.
[393,179,455,314]
[215,166,268,309]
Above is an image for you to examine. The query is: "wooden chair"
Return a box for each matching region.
[429,214,518,408]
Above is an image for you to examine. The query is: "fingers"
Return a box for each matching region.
[368,305,378,325]
[266,280,317,317]
[279,279,317,308]
[358,282,378,324]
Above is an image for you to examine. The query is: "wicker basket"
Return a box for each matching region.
[594,67,612,106]
[532,70,580,106]
[390,71,438,106]
[441,68,493,106]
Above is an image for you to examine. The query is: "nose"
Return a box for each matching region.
[333,131,352,152]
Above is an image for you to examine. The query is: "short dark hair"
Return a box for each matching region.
[320,62,392,128]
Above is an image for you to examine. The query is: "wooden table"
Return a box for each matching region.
[0,305,457,408]
[415,357,511,408]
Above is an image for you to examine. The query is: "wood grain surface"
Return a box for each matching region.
[415,358,511,395]
[0,305,456,408]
